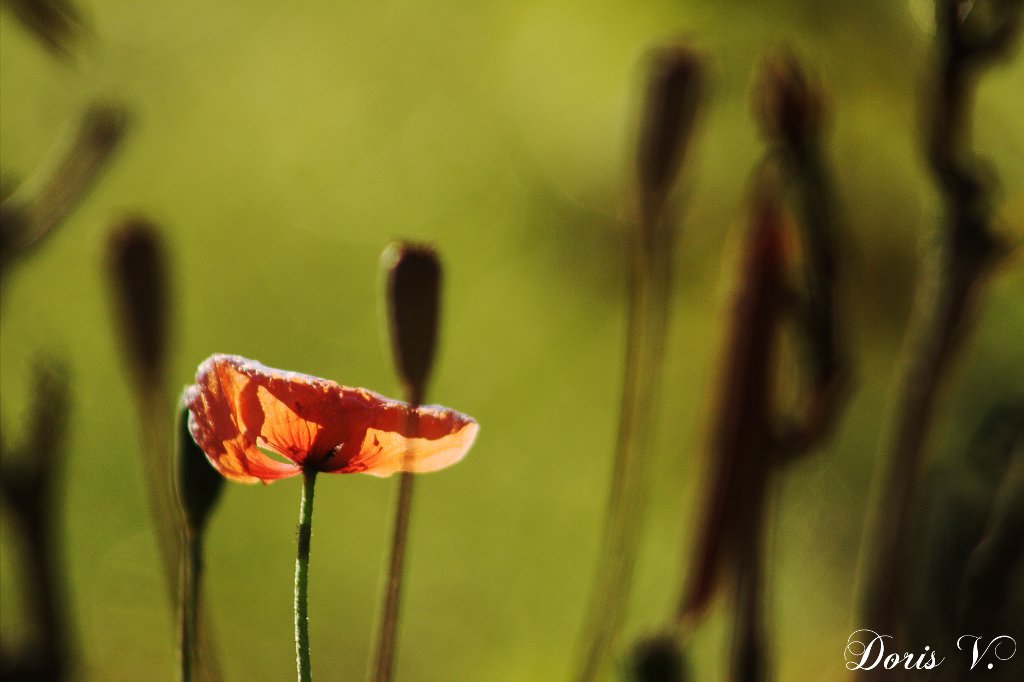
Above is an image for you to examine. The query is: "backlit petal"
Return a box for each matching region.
[186,359,301,484]
[329,405,479,477]
[186,354,478,483]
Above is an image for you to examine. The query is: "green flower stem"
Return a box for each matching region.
[295,470,318,682]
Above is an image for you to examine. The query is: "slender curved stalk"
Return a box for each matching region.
[371,410,421,682]
[857,0,1019,637]
[1,105,126,281]
[370,470,416,682]
[576,204,673,681]
[180,530,201,682]
[372,243,440,681]
[175,396,225,682]
[0,363,71,679]
[575,47,701,679]
[140,386,186,613]
[295,470,318,682]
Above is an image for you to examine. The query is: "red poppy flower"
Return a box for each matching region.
[186,354,478,484]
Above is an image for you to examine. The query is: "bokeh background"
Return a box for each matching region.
[2,0,1022,679]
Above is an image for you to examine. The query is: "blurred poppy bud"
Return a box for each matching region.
[176,396,224,534]
[33,105,128,230]
[106,218,169,390]
[753,51,825,148]
[382,242,441,405]
[636,45,704,216]
[2,104,127,276]
[78,104,127,154]
[631,634,688,682]
[4,0,83,56]
[0,191,30,274]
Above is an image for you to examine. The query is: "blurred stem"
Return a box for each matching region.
[140,385,185,613]
[295,470,318,682]
[1,467,69,680]
[179,530,202,682]
[958,426,1024,632]
[370,382,423,682]
[576,203,672,680]
[0,362,70,679]
[789,143,842,395]
[371,470,416,682]
[858,0,1016,637]
[860,280,964,633]
[730,471,768,682]
[675,180,785,679]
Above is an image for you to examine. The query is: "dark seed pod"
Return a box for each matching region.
[636,46,704,217]
[752,50,824,149]
[631,634,688,682]
[176,397,224,535]
[383,242,442,405]
[4,0,83,56]
[106,218,169,390]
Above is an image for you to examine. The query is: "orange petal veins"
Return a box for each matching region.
[186,354,478,484]
[333,405,480,477]
[186,357,302,484]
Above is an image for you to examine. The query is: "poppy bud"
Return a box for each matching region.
[32,104,128,230]
[636,46,704,218]
[2,104,127,275]
[382,243,441,405]
[752,51,824,149]
[78,104,127,154]
[106,218,169,390]
[176,397,224,534]
[0,193,30,278]
[631,635,689,682]
[4,0,83,56]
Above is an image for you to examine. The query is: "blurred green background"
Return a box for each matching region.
[2,0,1022,679]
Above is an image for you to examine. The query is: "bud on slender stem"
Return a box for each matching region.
[575,44,704,682]
[371,242,443,682]
[105,217,190,670]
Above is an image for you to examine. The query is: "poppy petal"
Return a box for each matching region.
[331,405,479,477]
[186,359,302,484]
[186,354,477,483]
